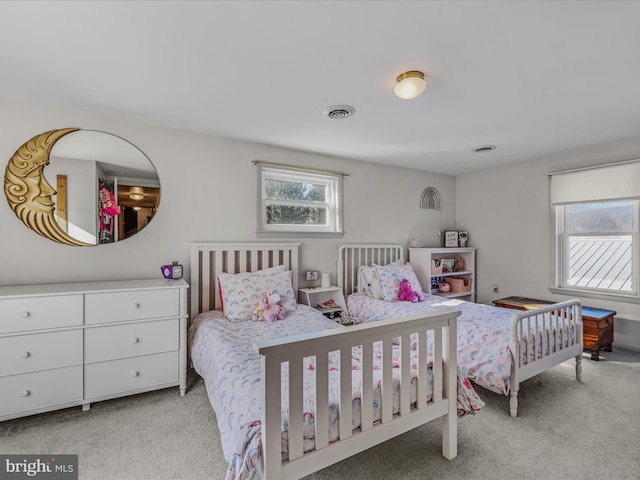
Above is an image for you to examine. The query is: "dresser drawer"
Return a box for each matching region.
[85,289,179,325]
[85,319,178,363]
[0,295,83,334]
[0,365,83,417]
[0,330,83,376]
[85,351,178,399]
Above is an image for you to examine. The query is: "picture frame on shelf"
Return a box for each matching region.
[431,258,443,275]
[442,258,454,273]
[444,230,459,248]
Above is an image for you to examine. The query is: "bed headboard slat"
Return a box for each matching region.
[201,250,211,313]
[190,242,301,321]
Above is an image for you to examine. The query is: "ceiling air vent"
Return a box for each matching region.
[323,105,356,120]
[473,145,496,153]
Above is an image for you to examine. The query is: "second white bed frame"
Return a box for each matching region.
[338,244,584,418]
[190,242,461,479]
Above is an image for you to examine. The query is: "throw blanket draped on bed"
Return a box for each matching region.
[189,304,484,480]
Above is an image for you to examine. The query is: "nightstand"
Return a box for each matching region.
[299,286,347,321]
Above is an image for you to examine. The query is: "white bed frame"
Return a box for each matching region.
[338,244,584,417]
[190,242,461,479]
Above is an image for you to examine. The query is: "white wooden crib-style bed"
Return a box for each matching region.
[189,242,465,480]
[338,244,584,417]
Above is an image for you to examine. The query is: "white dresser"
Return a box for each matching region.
[0,278,189,422]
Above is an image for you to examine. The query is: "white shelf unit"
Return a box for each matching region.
[409,247,477,302]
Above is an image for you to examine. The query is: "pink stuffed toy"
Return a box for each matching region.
[398,278,423,303]
[254,291,286,322]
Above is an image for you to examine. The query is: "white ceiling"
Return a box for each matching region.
[1,1,640,176]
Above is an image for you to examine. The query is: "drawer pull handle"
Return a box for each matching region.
[132,302,140,309]
[21,351,30,358]
[132,337,140,344]
[131,370,140,377]
[21,390,31,397]
[22,311,30,318]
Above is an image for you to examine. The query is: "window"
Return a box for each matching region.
[557,200,636,294]
[256,163,344,235]
[550,161,640,300]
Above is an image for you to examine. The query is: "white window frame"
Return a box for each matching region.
[256,163,344,236]
[553,200,639,301]
[549,161,640,303]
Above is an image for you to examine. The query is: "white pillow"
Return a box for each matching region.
[217,270,296,321]
[357,259,404,299]
[217,264,286,310]
[357,265,383,299]
[374,262,424,302]
[254,265,286,275]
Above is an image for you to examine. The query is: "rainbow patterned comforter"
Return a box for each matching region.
[347,293,577,396]
[189,304,484,480]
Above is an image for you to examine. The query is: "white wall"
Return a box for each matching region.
[48,156,97,243]
[0,97,455,295]
[456,136,640,352]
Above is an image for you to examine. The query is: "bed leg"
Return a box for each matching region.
[575,354,582,380]
[442,412,457,460]
[509,390,518,418]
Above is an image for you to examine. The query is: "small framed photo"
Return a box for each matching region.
[444,230,459,248]
[442,258,454,273]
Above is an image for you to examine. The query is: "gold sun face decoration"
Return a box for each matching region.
[4,128,93,246]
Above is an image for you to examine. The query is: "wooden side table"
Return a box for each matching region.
[492,296,553,311]
[492,296,616,361]
[581,307,616,361]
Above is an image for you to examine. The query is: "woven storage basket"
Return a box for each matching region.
[444,277,472,293]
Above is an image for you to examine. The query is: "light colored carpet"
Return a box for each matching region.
[2,349,639,480]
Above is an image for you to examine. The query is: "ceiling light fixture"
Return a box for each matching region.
[129,186,144,201]
[394,70,426,99]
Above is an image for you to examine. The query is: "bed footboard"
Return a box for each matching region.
[255,309,460,480]
[509,299,583,417]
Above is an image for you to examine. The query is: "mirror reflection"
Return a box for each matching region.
[4,129,160,246]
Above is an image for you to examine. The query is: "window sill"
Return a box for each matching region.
[548,286,640,305]
[256,230,345,239]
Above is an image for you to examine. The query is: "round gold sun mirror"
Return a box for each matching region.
[4,129,160,246]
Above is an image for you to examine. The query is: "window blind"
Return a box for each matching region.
[549,160,640,205]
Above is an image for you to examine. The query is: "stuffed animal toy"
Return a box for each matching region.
[252,292,268,321]
[398,278,423,303]
[437,282,451,293]
[253,291,287,322]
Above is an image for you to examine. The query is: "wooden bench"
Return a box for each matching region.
[492,296,616,361]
